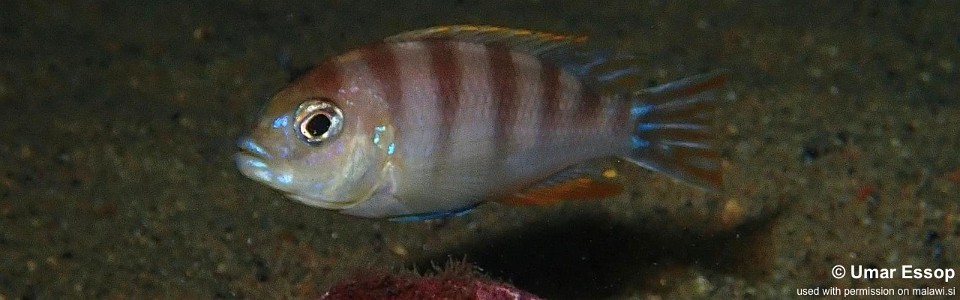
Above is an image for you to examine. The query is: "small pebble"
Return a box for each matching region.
[938,58,954,72]
[725,124,738,135]
[724,90,737,102]
[696,19,709,30]
[390,243,409,257]
[694,275,715,296]
[216,262,228,274]
[720,198,745,228]
[19,145,32,159]
[824,45,838,57]
[192,26,213,41]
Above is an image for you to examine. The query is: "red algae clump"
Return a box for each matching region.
[321,264,542,300]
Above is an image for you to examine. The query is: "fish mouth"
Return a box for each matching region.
[235,137,275,185]
[234,137,354,210]
[237,137,271,159]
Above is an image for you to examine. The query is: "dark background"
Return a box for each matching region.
[1,1,957,298]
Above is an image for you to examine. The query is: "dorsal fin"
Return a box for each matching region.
[386,25,649,96]
[384,25,588,57]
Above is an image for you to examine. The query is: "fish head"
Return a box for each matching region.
[235,85,395,210]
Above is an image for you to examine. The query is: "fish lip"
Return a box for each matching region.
[236,136,271,160]
[235,137,276,184]
[234,151,274,185]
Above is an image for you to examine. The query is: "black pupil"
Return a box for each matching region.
[306,114,331,137]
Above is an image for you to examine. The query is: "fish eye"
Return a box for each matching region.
[295,98,343,145]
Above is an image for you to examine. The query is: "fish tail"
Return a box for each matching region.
[624,71,727,190]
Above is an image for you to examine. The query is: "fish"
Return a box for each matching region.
[235,25,726,221]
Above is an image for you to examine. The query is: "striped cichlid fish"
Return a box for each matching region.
[236,25,726,221]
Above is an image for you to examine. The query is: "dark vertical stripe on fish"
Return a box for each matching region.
[486,44,518,153]
[302,60,343,97]
[579,88,604,128]
[539,64,562,140]
[359,42,402,109]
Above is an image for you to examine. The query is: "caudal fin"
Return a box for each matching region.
[624,72,727,190]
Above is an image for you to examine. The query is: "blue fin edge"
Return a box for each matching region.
[388,203,479,222]
[625,71,727,190]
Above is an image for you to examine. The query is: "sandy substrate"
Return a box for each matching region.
[1,1,957,298]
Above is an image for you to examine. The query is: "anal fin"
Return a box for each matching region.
[499,165,624,206]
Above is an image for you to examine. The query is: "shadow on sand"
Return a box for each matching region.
[416,212,777,299]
